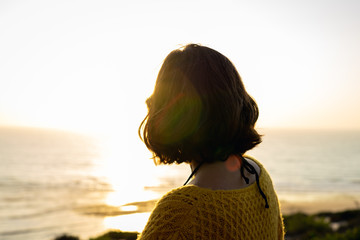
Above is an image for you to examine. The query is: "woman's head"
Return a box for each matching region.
[139,44,261,165]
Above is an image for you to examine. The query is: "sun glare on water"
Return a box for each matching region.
[94,133,160,203]
[87,130,160,232]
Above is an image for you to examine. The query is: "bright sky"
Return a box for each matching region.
[1,0,360,134]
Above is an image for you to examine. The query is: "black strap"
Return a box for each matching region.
[183,161,205,186]
[239,155,269,208]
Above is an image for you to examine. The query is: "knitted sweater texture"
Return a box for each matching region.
[138,158,284,240]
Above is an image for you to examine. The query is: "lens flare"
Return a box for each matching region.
[225,155,241,172]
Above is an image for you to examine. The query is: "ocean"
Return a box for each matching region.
[0,127,359,240]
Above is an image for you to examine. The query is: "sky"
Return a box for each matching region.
[1,0,360,134]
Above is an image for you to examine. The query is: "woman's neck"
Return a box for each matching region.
[188,155,259,190]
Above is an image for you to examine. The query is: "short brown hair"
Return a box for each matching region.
[139,44,261,164]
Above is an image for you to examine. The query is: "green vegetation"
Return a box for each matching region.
[311,227,360,240]
[284,210,360,240]
[89,231,138,240]
[284,213,332,239]
[54,235,80,240]
[54,231,139,240]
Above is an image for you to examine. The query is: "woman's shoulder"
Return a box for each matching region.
[151,188,196,214]
[138,187,198,239]
[144,186,202,225]
[156,185,202,208]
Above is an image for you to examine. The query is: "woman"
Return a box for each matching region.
[138,44,284,239]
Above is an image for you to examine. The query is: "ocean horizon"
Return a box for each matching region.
[0,126,359,240]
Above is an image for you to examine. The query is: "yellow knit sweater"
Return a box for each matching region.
[138,158,284,240]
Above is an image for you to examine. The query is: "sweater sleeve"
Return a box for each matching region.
[278,213,285,240]
[137,190,196,240]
